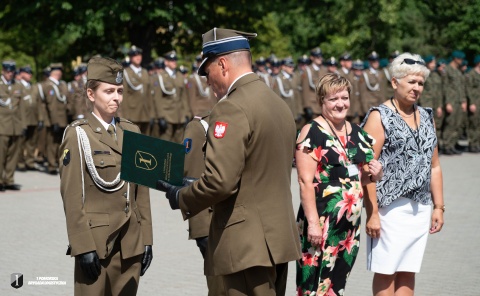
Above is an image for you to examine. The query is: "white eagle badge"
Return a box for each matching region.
[214,122,228,139]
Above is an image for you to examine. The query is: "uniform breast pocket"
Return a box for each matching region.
[92,154,118,181]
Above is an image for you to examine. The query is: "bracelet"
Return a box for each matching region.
[433,204,445,212]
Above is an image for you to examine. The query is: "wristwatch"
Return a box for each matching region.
[433,204,445,212]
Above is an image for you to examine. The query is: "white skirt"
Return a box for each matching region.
[367,197,431,274]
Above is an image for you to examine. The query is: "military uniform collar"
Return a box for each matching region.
[49,77,60,85]
[226,72,254,96]
[129,64,142,74]
[281,70,291,79]
[369,67,377,74]
[20,79,30,87]
[91,112,115,132]
[312,63,320,71]
[86,113,121,153]
[1,75,10,85]
[165,67,175,77]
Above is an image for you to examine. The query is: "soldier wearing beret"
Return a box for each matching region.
[359,51,387,116]
[17,65,39,172]
[59,57,153,295]
[157,27,301,296]
[443,50,467,154]
[301,47,328,122]
[0,60,26,190]
[37,62,69,174]
[119,45,154,136]
[465,55,480,152]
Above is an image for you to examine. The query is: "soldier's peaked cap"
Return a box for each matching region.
[2,60,16,71]
[87,57,123,85]
[198,27,257,76]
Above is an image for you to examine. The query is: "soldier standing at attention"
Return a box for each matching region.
[187,55,216,117]
[70,64,88,120]
[0,60,25,191]
[301,47,328,122]
[420,55,444,151]
[339,52,352,78]
[40,63,69,175]
[59,57,153,295]
[360,51,386,115]
[443,50,466,155]
[121,45,154,135]
[273,57,303,128]
[157,50,191,143]
[17,65,38,171]
[348,59,365,124]
[465,55,480,153]
[157,27,301,296]
[255,57,274,88]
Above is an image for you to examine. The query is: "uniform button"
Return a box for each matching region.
[100,160,104,165]
[123,192,127,198]
[96,127,101,132]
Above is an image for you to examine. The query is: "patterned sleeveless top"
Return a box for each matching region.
[361,104,437,207]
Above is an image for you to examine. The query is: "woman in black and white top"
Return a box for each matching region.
[361,52,444,296]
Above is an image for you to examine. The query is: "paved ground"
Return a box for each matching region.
[1,152,479,295]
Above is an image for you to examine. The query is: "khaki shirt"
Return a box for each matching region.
[0,78,25,135]
[42,77,69,127]
[121,66,153,123]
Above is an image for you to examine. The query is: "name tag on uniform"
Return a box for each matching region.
[347,164,359,177]
[93,150,111,155]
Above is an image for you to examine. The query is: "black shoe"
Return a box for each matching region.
[5,184,21,190]
[453,148,463,155]
[48,170,58,175]
[16,166,26,172]
[443,148,454,155]
[0,185,5,192]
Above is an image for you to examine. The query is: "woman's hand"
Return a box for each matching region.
[366,212,381,238]
[430,209,444,234]
[307,217,325,247]
[368,159,383,182]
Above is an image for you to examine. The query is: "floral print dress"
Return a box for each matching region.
[296,121,375,296]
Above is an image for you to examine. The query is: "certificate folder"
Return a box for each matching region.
[121,130,185,187]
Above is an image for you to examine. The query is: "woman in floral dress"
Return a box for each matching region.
[295,73,383,296]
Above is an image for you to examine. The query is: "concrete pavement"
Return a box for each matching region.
[0,152,479,295]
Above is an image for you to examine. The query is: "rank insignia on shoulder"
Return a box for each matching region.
[183,138,192,154]
[214,122,228,139]
[62,149,71,166]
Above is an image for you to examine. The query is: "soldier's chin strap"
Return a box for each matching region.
[75,126,127,205]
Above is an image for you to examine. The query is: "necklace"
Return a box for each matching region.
[390,97,420,148]
[320,114,350,159]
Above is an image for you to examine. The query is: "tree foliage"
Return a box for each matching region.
[1,0,479,81]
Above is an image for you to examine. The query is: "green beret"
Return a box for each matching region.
[452,50,465,59]
[87,57,123,85]
[474,55,480,65]
[379,58,389,68]
[423,55,435,63]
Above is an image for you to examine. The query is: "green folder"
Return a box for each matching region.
[121,130,185,187]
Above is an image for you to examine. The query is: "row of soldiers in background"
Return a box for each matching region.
[0,46,217,188]
[1,46,479,189]
[252,48,480,155]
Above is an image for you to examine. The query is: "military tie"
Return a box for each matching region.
[107,124,117,143]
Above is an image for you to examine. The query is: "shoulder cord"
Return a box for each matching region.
[383,68,391,82]
[37,84,45,101]
[51,83,67,103]
[123,69,144,92]
[74,126,126,205]
[306,67,316,90]
[193,74,210,97]
[363,72,380,91]
[199,119,209,135]
[258,72,271,87]
[275,76,294,98]
[157,73,176,95]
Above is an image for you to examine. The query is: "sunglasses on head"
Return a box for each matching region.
[401,58,425,66]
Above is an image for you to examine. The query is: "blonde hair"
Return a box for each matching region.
[315,73,351,106]
[390,52,430,80]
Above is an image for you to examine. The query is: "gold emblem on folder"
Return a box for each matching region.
[135,151,158,170]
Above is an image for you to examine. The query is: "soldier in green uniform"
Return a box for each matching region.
[0,61,25,190]
[59,57,153,296]
[420,55,444,150]
[273,57,303,129]
[360,51,387,115]
[39,63,69,174]
[465,55,480,152]
[301,47,328,121]
[120,45,154,136]
[17,65,39,171]
[442,50,466,155]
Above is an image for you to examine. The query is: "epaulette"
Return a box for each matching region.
[193,110,211,121]
[70,119,88,127]
[117,117,134,125]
